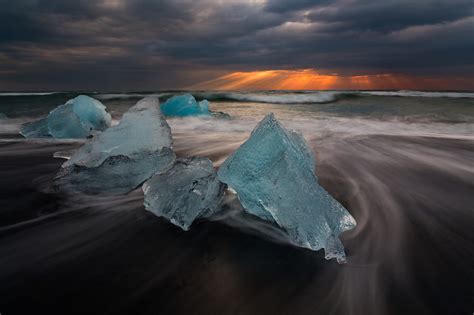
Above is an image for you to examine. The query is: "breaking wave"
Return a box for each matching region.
[94,90,474,105]
[94,93,171,100]
[359,90,474,98]
[92,91,342,103]
[2,90,474,104]
[0,92,62,96]
[196,90,474,104]
[194,91,343,104]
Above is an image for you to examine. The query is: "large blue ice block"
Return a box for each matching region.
[217,113,356,263]
[20,95,111,139]
[160,94,211,117]
[54,97,175,194]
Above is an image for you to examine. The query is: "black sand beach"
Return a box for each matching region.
[0,131,472,315]
[2,0,474,312]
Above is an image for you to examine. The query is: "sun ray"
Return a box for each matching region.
[188,69,469,90]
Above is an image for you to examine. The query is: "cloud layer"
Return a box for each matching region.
[0,0,473,90]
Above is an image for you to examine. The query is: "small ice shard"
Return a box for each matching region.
[143,157,226,230]
[53,150,75,160]
[217,113,356,263]
[160,94,211,117]
[54,97,175,194]
[0,113,8,119]
[20,95,111,139]
[211,111,232,119]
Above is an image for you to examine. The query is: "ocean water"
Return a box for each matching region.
[0,91,473,315]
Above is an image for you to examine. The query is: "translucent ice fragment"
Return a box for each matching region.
[48,95,111,139]
[54,97,175,194]
[20,95,111,139]
[324,234,348,263]
[217,113,356,263]
[70,95,111,132]
[20,118,51,138]
[160,94,211,117]
[0,113,7,119]
[47,103,89,139]
[143,157,226,230]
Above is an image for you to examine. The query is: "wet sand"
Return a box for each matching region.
[0,135,473,315]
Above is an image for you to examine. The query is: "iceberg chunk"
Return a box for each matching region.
[217,113,356,263]
[20,95,111,139]
[0,113,7,119]
[48,95,111,139]
[54,97,175,194]
[160,94,211,117]
[143,157,226,230]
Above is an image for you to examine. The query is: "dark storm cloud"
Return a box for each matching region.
[0,0,473,90]
[306,0,474,32]
[264,0,330,13]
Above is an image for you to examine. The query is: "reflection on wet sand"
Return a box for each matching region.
[0,131,472,315]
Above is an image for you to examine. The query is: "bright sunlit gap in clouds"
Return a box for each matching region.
[100,0,124,9]
[189,69,468,90]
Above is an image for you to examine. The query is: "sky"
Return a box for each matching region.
[0,0,473,91]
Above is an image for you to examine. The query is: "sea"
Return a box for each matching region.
[0,90,473,315]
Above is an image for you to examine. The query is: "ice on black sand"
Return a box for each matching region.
[54,97,175,194]
[143,157,226,230]
[217,113,356,263]
[20,95,111,139]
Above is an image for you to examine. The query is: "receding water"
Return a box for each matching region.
[0,91,473,315]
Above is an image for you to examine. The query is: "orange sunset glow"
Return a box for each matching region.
[190,69,473,91]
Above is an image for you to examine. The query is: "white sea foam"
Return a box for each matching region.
[197,91,340,104]
[184,116,474,139]
[167,115,474,167]
[0,92,61,96]
[196,90,474,104]
[360,90,474,98]
[95,93,171,100]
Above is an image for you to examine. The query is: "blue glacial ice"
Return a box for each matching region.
[217,113,356,263]
[0,113,7,119]
[54,97,175,194]
[48,95,111,138]
[160,94,211,117]
[19,118,51,138]
[20,95,111,139]
[143,157,226,230]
